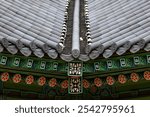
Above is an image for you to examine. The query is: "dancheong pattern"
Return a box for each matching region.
[69,77,83,94]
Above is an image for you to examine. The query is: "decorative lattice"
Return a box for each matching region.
[13,74,22,83]
[25,75,34,85]
[49,78,57,87]
[118,74,127,84]
[69,77,82,94]
[68,62,82,76]
[1,72,9,82]
[94,78,103,87]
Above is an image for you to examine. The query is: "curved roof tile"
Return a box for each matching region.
[0,0,68,58]
[85,0,150,59]
[0,0,150,61]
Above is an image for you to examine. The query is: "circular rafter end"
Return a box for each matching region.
[94,78,103,87]
[25,75,34,85]
[83,79,90,89]
[61,80,68,89]
[47,49,58,59]
[72,49,80,58]
[60,54,74,62]
[1,72,9,82]
[89,50,100,60]
[20,47,32,57]
[49,78,57,88]
[130,45,140,53]
[38,76,46,86]
[13,74,22,83]
[130,73,140,82]
[7,45,18,55]
[79,54,90,61]
[118,74,127,84]
[106,76,115,86]
[33,48,44,58]
[103,49,113,59]
[144,71,150,80]
[144,43,150,51]
[116,47,127,55]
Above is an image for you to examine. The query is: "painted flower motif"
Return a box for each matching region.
[49,78,57,87]
[25,75,34,85]
[106,76,115,85]
[61,80,68,89]
[13,74,22,83]
[83,79,90,89]
[130,73,139,82]
[1,72,9,82]
[118,74,127,84]
[144,71,150,80]
[38,77,46,86]
[94,78,102,87]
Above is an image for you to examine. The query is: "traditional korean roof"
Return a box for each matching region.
[85,0,150,60]
[0,0,150,62]
[0,0,150,99]
[0,0,68,59]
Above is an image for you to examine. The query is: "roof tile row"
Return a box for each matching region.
[85,0,150,59]
[0,0,69,58]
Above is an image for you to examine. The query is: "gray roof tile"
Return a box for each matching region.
[0,0,68,58]
[86,0,150,59]
[0,0,149,61]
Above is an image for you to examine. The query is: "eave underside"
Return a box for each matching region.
[0,51,149,99]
